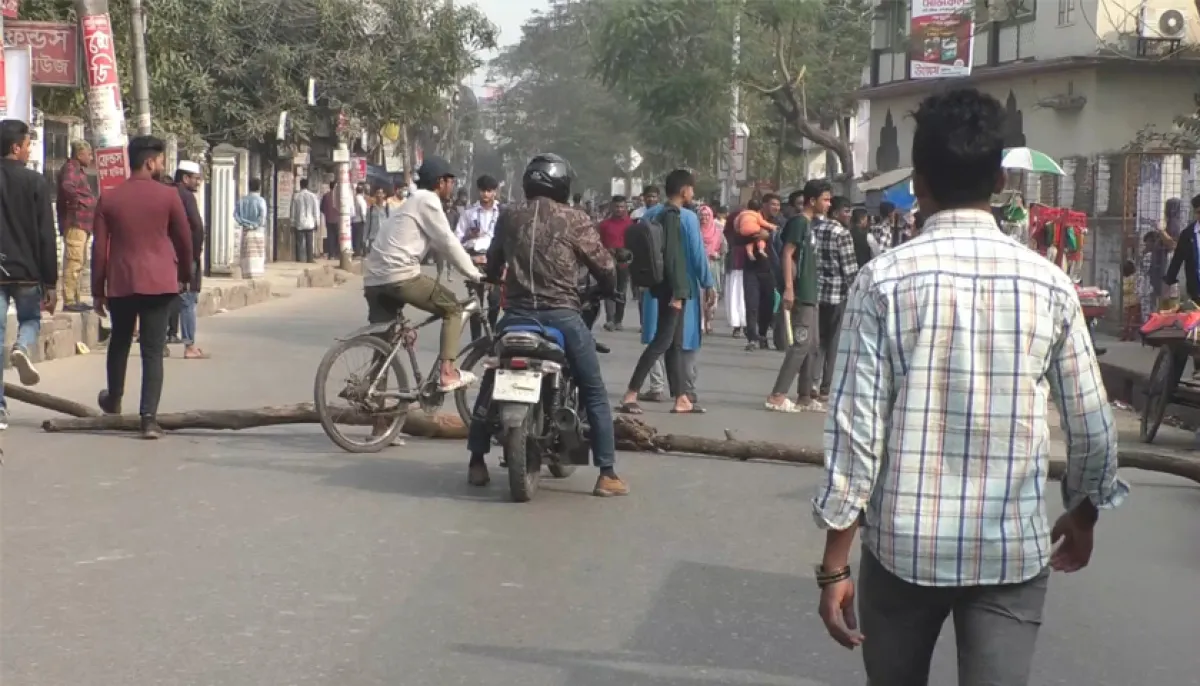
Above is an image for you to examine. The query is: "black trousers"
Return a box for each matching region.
[742,269,775,343]
[325,223,339,256]
[604,259,630,326]
[351,221,365,255]
[107,293,175,416]
[295,230,315,262]
[626,293,684,397]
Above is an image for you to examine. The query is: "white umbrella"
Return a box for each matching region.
[1001,147,1065,175]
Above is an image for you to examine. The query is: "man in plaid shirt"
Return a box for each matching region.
[869,200,896,255]
[811,88,1127,686]
[812,195,858,399]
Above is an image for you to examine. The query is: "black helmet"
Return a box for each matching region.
[522,153,574,204]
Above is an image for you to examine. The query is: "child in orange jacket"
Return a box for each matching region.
[736,204,777,261]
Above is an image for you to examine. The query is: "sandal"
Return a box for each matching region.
[670,406,707,414]
[764,399,801,413]
[183,348,210,359]
[615,402,644,415]
[438,370,478,392]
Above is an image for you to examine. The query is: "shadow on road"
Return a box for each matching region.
[452,560,865,686]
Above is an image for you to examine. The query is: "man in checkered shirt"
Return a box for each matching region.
[869,200,897,254]
[810,88,1127,686]
[812,195,859,399]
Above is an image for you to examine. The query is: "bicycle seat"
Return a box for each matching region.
[501,324,565,348]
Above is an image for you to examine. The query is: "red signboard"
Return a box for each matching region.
[2,0,20,19]
[5,21,80,87]
[95,146,127,193]
[81,14,119,88]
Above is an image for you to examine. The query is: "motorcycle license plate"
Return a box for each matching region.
[492,370,542,403]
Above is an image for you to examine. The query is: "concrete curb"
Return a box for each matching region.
[5,263,359,368]
[1100,356,1200,428]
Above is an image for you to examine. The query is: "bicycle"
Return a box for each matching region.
[313,282,496,453]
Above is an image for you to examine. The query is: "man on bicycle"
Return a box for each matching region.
[467,153,629,497]
[362,156,481,391]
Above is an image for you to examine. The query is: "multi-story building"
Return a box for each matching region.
[861,0,1200,306]
[862,0,1200,172]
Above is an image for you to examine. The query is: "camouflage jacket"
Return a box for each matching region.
[486,197,615,311]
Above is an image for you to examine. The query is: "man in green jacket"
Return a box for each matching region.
[618,169,694,413]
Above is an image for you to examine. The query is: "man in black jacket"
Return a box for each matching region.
[0,119,57,429]
[165,161,207,358]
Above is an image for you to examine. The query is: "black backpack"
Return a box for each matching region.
[625,208,675,289]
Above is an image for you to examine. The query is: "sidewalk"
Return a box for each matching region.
[3,259,360,368]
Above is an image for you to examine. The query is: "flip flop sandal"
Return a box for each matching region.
[438,370,478,393]
[614,402,644,415]
[670,406,707,414]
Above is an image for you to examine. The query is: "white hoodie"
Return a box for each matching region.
[363,189,480,286]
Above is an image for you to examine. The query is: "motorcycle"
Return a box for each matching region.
[477,287,613,503]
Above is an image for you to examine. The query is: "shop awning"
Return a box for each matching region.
[858,167,913,193]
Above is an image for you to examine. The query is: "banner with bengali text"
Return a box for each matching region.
[909,0,975,79]
[5,21,80,87]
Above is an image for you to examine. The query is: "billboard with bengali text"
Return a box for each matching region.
[909,0,975,79]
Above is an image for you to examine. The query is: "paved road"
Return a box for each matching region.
[3,282,1199,686]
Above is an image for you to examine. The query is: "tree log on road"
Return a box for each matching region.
[41,404,469,439]
[3,383,100,418]
[14,387,1200,486]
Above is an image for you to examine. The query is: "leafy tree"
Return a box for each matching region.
[20,0,494,153]
[489,0,643,193]
[591,0,870,178]
[591,0,736,170]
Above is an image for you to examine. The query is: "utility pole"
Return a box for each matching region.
[722,2,743,209]
[129,0,152,134]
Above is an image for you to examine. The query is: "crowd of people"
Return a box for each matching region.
[0,83,1137,685]
[0,125,208,433]
[358,88,1128,686]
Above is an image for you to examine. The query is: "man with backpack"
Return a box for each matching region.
[617,169,698,415]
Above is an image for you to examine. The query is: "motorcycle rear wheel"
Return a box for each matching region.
[504,409,543,502]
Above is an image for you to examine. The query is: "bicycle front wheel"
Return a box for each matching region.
[454,338,490,425]
[314,335,412,453]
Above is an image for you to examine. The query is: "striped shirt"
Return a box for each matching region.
[813,209,1128,587]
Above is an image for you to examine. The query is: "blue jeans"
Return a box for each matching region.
[0,284,44,410]
[179,291,198,345]
[468,308,616,469]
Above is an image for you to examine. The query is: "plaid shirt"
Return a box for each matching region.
[813,217,859,304]
[813,209,1128,587]
[870,220,893,254]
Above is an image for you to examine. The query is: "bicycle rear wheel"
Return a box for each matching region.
[314,335,412,453]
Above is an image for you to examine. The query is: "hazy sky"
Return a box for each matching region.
[468,0,544,89]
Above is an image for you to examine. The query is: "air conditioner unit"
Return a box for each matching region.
[1140,7,1188,39]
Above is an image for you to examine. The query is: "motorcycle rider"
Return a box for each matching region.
[468,153,629,497]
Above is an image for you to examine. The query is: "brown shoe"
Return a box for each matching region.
[468,462,490,487]
[593,474,630,497]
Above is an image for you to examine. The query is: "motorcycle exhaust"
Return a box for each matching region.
[553,407,591,465]
[553,407,585,449]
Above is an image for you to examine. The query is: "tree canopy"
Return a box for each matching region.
[487,0,642,194]
[592,0,870,178]
[21,0,495,151]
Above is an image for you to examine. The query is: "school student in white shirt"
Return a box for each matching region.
[455,174,503,339]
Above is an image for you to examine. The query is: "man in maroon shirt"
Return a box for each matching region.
[596,194,634,330]
[57,140,96,312]
[91,135,193,439]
